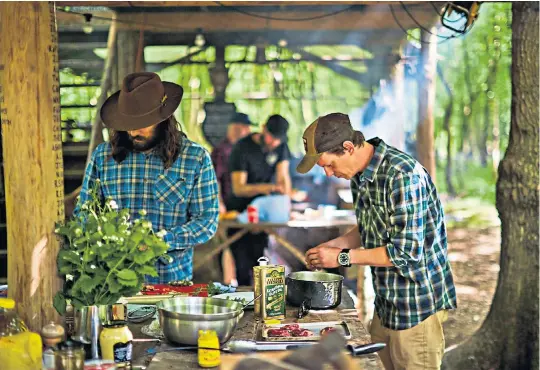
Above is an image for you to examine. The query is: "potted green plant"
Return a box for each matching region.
[53,180,170,358]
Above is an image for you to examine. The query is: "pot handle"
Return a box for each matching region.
[297,298,312,319]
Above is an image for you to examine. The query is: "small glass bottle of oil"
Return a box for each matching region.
[198,330,220,368]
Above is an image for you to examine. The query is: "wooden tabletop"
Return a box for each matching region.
[131,288,383,369]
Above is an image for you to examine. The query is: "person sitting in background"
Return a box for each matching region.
[227,114,292,285]
[211,112,255,286]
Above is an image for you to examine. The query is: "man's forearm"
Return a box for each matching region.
[350,246,394,267]
[329,225,361,249]
[233,183,274,198]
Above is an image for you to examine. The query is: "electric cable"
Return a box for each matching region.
[213,1,354,22]
[389,4,459,45]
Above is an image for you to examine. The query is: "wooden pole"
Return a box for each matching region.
[86,16,118,166]
[390,49,406,151]
[416,29,437,180]
[115,31,142,90]
[0,2,63,331]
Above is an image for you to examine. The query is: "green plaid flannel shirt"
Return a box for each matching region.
[351,138,457,330]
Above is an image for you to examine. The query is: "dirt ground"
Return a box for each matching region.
[443,225,501,349]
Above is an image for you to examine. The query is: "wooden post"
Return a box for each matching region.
[86,16,118,166]
[390,49,406,151]
[0,2,63,331]
[114,31,142,90]
[416,29,437,180]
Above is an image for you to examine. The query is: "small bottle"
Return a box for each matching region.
[99,321,133,368]
[198,330,220,368]
[41,321,65,370]
[253,256,269,316]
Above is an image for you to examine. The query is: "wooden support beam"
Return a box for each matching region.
[289,47,370,85]
[58,29,406,47]
[416,28,437,180]
[0,2,63,331]
[115,30,141,89]
[55,5,437,32]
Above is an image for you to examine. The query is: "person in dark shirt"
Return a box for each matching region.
[210,112,255,214]
[227,114,292,285]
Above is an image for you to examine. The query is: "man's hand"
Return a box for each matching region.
[305,244,343,270]
[219,202,227,215]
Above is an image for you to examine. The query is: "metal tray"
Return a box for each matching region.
[261,321,351,342]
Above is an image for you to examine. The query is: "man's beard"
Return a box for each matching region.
[129,129,163,152]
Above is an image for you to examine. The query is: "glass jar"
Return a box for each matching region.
[0,298,28,336]
[99,321,133,368]
[55,340,85,370]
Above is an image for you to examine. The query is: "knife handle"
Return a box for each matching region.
[347,342,386,356]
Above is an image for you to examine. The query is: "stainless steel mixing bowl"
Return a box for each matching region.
[156,297,244,345]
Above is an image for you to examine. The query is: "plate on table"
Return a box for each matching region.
[212,291,255,309]
[261,321,351,342]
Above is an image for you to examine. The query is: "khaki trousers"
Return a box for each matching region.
[370,310,448,370]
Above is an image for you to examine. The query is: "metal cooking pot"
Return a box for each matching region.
[286,271,344,309]
[156,297,244,345]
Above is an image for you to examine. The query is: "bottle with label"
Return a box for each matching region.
[99,321,133,368]
[198,330,220,368]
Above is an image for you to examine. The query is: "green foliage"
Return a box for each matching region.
[53,180,169,314]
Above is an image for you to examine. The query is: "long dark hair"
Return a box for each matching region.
[110,115,184,169]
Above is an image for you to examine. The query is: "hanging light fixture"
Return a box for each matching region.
[194,28,206,47]
[82,13,93,34]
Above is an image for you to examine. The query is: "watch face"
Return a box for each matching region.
[338,252,350,266]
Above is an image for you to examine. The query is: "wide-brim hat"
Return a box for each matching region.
[100,72,184,131]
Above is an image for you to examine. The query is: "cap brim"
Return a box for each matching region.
[100,82,183,131]
[296,153,321,174]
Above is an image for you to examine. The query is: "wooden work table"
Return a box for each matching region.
[130,288,383,369]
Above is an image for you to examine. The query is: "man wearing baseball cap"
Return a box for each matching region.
[299,113,457,369]
[74,72,219,284]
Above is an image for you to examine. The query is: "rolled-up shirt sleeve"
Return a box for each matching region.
[386,172,426,268]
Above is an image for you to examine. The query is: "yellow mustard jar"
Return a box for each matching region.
[99,322,133,368]
[198,330,220,368]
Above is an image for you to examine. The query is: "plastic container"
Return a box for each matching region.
[0,298,43,370]
[198,330,220,368]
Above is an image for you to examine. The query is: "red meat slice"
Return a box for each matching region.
[291,329,314,337]
[267,328,291,337]
[282,324,300,331]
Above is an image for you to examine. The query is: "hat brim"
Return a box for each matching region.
[100,82,183,131]
[296,153,322,174]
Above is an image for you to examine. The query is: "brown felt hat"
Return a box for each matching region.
[296,113,356,174]
[100,72,183,131]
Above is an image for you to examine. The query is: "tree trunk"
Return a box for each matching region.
[437,64,456,197]
[443,3,539,369]
[416,28,437,181]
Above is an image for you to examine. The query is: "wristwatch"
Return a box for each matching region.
[338,249,351,267]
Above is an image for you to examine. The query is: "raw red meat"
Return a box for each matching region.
[282,324,300,331]
[267,328,291,337]
[291,329,314,337]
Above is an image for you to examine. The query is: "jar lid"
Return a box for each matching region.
[41,321,65,339]
[0,298,15,309]
[59,339,84,351]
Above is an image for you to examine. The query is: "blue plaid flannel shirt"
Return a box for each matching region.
[74,139,219,284]
[351,138,457,330]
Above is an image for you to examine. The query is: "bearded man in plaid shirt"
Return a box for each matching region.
[299,113,457,370]
[75,72,219,284]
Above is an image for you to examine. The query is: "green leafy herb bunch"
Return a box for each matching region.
[53,180,170,314]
